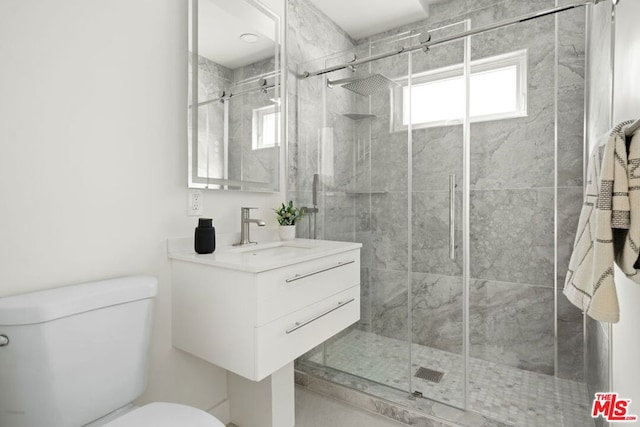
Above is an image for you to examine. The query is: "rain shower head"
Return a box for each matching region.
[328,73,399,96]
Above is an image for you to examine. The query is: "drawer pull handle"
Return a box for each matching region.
[285,260,355,283]
[285,298,356,334]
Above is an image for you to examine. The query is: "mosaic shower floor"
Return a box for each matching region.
[306,329,594,427]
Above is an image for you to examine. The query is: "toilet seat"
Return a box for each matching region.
[103,402,225,427]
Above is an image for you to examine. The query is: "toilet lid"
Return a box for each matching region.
[103,402,225,427]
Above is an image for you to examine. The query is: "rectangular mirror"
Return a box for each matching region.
[188,0,281,192]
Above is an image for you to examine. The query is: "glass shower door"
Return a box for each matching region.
[407,21,468,408]
[296,20,471,408]
[465,8,593,426]
[293,44,417,393]
[307,41,415,394]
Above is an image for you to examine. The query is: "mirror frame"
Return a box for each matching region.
[188,0,285,193]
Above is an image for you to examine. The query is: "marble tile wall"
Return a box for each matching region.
[227,56,280,188]
[557,187,585,379]
[190,53,232,99]
[291,0,588,388]
[556,3,588,381]
[286,0,356,241]
[189,53,279,188]
[188,54,231,182]
[354,1,584,380]
[295,386,412,427]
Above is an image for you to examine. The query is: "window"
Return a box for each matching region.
[252,104,281,150]
[392,49,527,131]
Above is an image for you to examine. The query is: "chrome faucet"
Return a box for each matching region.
[234,207,266,246]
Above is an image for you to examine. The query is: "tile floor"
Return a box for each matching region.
[306,329,594,427]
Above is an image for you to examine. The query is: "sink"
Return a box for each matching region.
[227,241,314,256]
[168,238,362,273]
[235,245,313,257]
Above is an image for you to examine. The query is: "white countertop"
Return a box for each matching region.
[167,238,362,273]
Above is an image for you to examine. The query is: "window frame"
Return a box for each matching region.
[252,104,281,150]
[391,49,528,132]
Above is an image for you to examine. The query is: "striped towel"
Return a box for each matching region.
[618,129,640,276]
[563,121,640,323]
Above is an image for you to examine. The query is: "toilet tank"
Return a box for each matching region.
[0,276,157,427]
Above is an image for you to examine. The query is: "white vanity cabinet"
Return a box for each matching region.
[169,239,361,382]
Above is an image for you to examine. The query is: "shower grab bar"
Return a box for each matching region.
[285,298,355,334]
[285,260,355,283]
[449,174,456,260]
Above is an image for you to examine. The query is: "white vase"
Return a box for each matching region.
[279,225,296,241]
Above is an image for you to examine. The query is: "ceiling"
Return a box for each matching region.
[191,0,278,70]
[308,0,445,40]
[191,0,447,70]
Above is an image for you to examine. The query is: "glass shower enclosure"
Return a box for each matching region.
[291,4,591,426]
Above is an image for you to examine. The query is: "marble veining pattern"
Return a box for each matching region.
[557,6,586,89]
[469,189,555,287]
[412,191,463,277]
[370,193,409,270]
[189,54,230,182]
[557,84,586,188]
[557,187,584,287]
[411,273,464,355]
[367,271,563,377]
[411,125,464,193]
[287,0,356,243]
[469,87,556,190]
[470,280,555,375]
[557,288,585,382]
[370,268,409,340]
[295,387,407,427]
[191,53,279,188]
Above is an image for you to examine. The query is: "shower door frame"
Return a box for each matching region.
[295,0,600,414]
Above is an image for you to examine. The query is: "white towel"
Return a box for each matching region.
[563,121,640,323]
[617,130,640,278]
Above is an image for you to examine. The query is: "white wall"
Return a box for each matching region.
[612,0,640,416]
[0,0,283,415]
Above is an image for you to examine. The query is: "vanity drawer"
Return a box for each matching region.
[255,249,360,326]
[254,285,359,381]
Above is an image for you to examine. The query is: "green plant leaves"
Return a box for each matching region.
[274,200,304,225]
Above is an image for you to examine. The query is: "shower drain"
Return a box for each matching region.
[414,367,444,383]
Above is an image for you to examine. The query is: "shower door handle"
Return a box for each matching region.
[449,174,456,260]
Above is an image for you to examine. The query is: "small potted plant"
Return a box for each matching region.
[274,200,303,241]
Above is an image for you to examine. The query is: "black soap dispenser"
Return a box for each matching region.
[194,218,215,254]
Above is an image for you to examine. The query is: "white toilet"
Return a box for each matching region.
[0,276,225,427]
